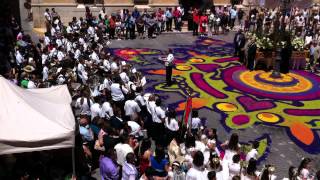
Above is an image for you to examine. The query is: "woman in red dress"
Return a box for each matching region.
[192,8,199,36]
[199,11,208,37]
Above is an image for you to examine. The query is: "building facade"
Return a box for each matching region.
[32,0,181,28]
[31,0,320,28]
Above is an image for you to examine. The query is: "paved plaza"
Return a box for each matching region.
[109,33,320,178]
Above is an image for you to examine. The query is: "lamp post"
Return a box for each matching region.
[270,0,291,78]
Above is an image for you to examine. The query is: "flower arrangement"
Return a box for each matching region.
[256,36,274,51]
[291,37,305,51]
[276,41,287,49]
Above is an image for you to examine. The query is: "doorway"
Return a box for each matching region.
[180,0,213,12]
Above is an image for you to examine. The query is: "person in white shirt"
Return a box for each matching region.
[57,47,65,61]
[120,69,130,84]
[207,154,225,180]
[74,48,81,60]
[41,49,49,65]
[246,141,259,162]
[259,165,277,180]
[75,93,94,115]
[44,8,52,32]
[152,98,166,124]
[66,22,73,34]
[228,154,241,179]
[298,158,313,180]
[101,58,111,72]
[66,40,72,53]
[124,94,141,121]
[99,7,106,20]
[110,60,119,73]
[56,38,62,47]
[90,50,100,64]
[101,76,112,91]
[77,59,88,84]
[87,26,95,37]
[90,97,103,120]
[152,98,166,145]
[127,78,137,94]
[42,63,49,82]
[134,87,146,107]
[110,76,128,102]
[15,49,24,66]
[101,101,114,120]
[49,47,57,58]
[56,74,65,85]
[165,108,179,145]
[186,151,208,180]
[241,158,259,180]
[114,134,134,166]
[122,152,138,180]
[51,26,57,36]
[222,133,240,163]
[191,110,202,135]
[163,49,174,85]
[27,80,37,89]
[127,121,142,138]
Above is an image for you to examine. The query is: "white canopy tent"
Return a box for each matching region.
[0,76,75,155]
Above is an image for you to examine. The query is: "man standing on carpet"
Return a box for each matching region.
[163,49,174,86]
[247,37,257,71]
[234,29,246,63]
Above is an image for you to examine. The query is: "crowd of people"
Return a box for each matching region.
[1,4,320,180]
[44,6,185,41]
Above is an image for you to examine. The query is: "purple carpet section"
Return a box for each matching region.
[237,96,276,112]
[190,73,228,99]
[215,57,239,63]
[193,64,219,73]
[284,109,320,116]
[232,115,250,125]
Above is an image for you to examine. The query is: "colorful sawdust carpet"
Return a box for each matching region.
[111,38,320,157]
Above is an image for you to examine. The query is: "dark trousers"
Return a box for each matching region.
[193,22,199,35]
[109,28,115,39]
[235,48,245,63]
[166,66,172,85]
[130,27,135,39]
[166,18,172,31]
[230,18,235,29]
[239,50,245,64]
[148,26,154,38]
[113,100,125,117]
[174,18,181,31]
[234,47,240,56]
[247,58,255,71]
[166,129,178,147]
[152,122,165,146]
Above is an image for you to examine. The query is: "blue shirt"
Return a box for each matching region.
[150,156,168,172]
[230,9,237,19]
[165,11,172,18]
[132,11,140,19]
[79,126,94,142]
[310,46,315,55]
